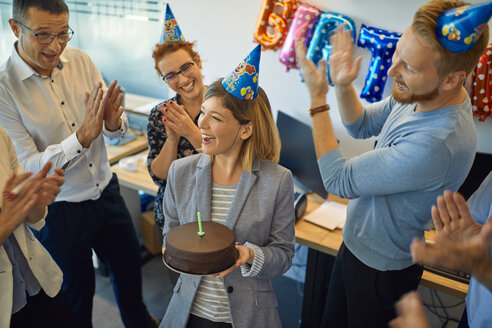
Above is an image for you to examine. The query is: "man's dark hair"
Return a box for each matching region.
[13,0,68,22]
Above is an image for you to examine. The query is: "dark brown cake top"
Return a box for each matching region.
[166,221,235,253]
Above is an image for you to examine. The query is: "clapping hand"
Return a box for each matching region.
[159,103,180,143]
[77,82,105,148]
[161,100,200,142]
[411,191,492,288]
[329,25,362,87]
[2,171,40,227]
[103,80,125,132]
[31,161,65,208]
[295,37,329,99]
[1,161,64,227]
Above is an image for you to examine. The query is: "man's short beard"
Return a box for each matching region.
[391,83,440,104]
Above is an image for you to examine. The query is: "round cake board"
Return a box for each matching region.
[162,251,238,277]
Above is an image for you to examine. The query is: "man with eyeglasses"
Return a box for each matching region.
[0,1,158,327]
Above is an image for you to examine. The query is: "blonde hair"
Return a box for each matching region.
[204,79,281,172]
[412,0,489,76]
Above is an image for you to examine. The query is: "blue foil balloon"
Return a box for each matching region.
[305,12,356,86]
[436,2,492,54]
[358,24,401,103]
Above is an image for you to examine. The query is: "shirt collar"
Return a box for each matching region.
[11,42,69,80]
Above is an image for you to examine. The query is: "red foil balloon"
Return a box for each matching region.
[470,44,492,121]
[254,0,298,51]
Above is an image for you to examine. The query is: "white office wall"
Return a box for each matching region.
[167,0,492,156]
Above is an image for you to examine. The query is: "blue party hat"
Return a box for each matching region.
[159,4,185,43]
[222,45,261,100]
[436,2,492,53]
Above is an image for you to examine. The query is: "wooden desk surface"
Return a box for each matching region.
[295,194,469,299]
[111,150,158,197]
[106,134,148,165]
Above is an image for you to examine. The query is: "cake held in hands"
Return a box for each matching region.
[164,221,238,275]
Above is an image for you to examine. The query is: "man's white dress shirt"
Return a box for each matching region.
[0,44,128,202]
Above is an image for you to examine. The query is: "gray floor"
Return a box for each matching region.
[93,253,303,328]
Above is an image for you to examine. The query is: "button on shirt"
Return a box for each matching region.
[0,44,128,202]
[3,234,42,314]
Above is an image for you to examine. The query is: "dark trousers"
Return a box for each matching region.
[458,307,469,328]
[33,174,152,328]
[321,242,423,328]
[186,314,233,328]
[10,290,76,328]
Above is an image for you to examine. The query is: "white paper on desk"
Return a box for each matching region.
[304,200,347,230]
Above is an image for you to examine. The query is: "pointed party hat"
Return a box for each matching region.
[159,4,185,44]
[436,2,492,53]
[222,45,261,100]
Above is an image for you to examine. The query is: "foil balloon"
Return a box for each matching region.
[306,12,356,85]
[278,2,321,71]
[358,24,401,103]
[470,44,492,121]
[436,2,492,53]
[254,0,298,51]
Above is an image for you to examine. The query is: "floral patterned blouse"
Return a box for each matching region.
[146,95,199,228]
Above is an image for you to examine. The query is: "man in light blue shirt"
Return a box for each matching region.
[295,0,488,326]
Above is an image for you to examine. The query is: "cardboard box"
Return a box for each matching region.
[141,211,163,255]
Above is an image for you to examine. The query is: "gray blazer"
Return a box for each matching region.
[160,154,295,328]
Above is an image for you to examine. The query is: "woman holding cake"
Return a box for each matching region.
[147,4,204,229]
[160,45,295,328]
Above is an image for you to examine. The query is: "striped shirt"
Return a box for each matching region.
[190,183,267,323]
[190,183,236,322]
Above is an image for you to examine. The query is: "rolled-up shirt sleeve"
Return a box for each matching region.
[240,242,265,277]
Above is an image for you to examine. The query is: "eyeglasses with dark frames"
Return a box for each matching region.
[160,61,195,83]
[15,20,74,44]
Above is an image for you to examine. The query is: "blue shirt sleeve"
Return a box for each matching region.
[467,171,492,225]
[318,132,452,199]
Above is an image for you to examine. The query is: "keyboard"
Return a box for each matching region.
[424,265,471,284]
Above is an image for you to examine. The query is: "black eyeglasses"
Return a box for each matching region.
[160,61,195,83]
[16,20,74,44]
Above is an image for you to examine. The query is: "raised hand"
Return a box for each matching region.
[329,26,362,87]
[412,217,492,277]
[103,80,125,131]
[411,190,492,289]
[161,100,200,144]
[31,161,65,208]
[294,37,329,99]
[158,103,180,143]
[432,190,481,241]
[1,171,40,227]
[77,82,105,148]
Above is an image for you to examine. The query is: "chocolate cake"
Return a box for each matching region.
[164,221,238,275]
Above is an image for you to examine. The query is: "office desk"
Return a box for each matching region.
[106,134,148,165]
[296,193,469,297]
[110,150,158,197]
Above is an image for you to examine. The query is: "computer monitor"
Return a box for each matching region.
[276,110,328,199]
